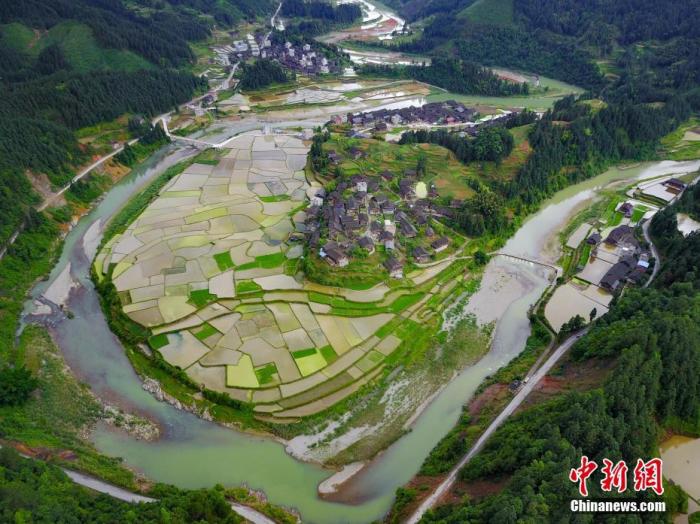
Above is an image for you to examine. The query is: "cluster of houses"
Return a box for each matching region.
[334,101,477,129]
[227,34,339,75]
[305,170,452,278]
[586,225,651,291]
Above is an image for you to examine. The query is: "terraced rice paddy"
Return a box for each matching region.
[97,130,464,420]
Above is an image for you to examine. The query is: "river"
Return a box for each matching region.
[661,436,700,522]
[23,107,700,524]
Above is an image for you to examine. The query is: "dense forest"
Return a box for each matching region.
[0,0,223,250]
[238,59,291,90]
[372,0,700,94]
[358,57,530,96]
[278,0,362,39]
[0,70,206,248]
[282,0,362,25]
[415,186,700,522]
[400,126,515,164]
[0,0,276,69]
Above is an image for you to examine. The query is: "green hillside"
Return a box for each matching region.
[459,0,513,26]
[1,22,153,72]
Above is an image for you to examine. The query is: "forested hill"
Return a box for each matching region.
[388,0,700,95]
[0,0,278,249]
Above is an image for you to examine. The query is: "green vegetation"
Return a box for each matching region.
[148,333,169,351]
[0,446,248,523]
[260,194,291,203]
[188,289,217,308]
[660,117,700,161]
[0,211,62,349]
[459,0,513,25]
[293,348,328,376]
[235,252,286,271]
[358,57,529,97]
[255,363,279,385]
[1,21,153,73]
[235,280,263,294]
[291,348,318,359]
[1,326,137,488]
[214,251,235,271]
[194,323,219,341]
[239,59,292,91]
[319,345,338,363]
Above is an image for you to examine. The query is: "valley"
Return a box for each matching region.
[2,0,700,522]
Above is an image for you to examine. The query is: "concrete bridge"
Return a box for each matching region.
[159,116,225,150]
[490,252,563,278]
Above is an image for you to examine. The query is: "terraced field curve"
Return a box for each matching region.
[96,130,463,420]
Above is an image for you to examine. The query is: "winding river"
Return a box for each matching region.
[23,106,700,524]
[19,5,700,516]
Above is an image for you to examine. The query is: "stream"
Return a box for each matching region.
[23,113,700,524]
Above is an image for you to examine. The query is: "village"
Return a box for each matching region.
[545,175,691,332]
[213,32,342,76]
[340,100,477,129]
[305,144,460,280]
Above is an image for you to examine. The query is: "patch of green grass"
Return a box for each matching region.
[193,323,218,341]
[388,292,425,313]
[309,292,333,305]
[291,348,318,359]
[631,207,645,223]
[255,363,279,385]
[578,243,592,268]
[214,251,235,271]
[236,280,262,294]
[188,289,217,308]
[376,316,403,338]
[292,348,328,376]
[600,196,623,225]
[319,345,338,363]
[236,252,286,271]
[148,333,169,350]
[260,195,291,203]
[1,326,139,489]
[284,258,300,276]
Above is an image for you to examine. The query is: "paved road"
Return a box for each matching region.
[642,220,660,288]
[38,139,139,212]
[406,329,589,524]
[0,139,139,261]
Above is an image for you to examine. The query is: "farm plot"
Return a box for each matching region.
[98,131,461,419]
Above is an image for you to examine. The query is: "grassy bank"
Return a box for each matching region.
[0,326,139,489]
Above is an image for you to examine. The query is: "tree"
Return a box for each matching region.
[0,366,38,406]
[474,250,489,265]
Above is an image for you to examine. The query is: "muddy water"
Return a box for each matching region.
[661,436,700,501]
[24,134,700,524]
